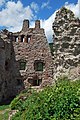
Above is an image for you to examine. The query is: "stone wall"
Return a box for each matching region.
[0,7,80,103]
[12,20,53,88]
[0,19,53,103]
[0,31,24,104]
[53,7,80,80]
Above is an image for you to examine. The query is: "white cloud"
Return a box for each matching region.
[0,0,80,43]
[40,11,57,43]
[41,0,80,42]
[29,11,56,43]
[30,2,39,13]
[0,0,5,6]
[41,0,51,9]
[0,1,35,32]
[65,0,80,19]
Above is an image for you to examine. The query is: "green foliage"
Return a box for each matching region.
[0,105,10,120]
[0,111,9,120]
[0,110,9,120]
[10,96,23,110]
[0,105,9,111]
[3,111,9,120]
[10,88,36,110]
[11,79,80,120]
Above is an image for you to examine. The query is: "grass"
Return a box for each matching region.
[0,111,9,120]
[0,105,10,120]
[0,78,80,120]
[0,105,9,111]
[11,78,80,120]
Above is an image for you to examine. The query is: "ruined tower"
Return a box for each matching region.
[12,20,53,88]
[0,19,53,103]
[53,7,80,80]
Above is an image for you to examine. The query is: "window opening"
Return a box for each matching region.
[20,62,26,70]
[34,61,44,71]
[15,36,18,42]
[27,35,31,43]
[28,79,42,86]
[21,35,25,42]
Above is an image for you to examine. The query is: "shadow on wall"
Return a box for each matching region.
[0,39,25,105]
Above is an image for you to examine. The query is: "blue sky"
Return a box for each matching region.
[0,0,79,42]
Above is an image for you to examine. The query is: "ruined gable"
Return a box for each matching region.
[53,7,80,80]
[12,19,53,88]
[0,19,53,103]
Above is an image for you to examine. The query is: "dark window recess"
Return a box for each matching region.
[27,35,31,43]
[28,79,42,86]
[34,61,44,71]
[20,62,26,70]
[21,35,24,42]
[15,36,18,42]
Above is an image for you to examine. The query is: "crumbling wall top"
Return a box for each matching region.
[52,7,80,80]
[22,19,29,32]
[21,19,41,32]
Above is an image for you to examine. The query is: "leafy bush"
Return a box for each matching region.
[11,78,80,120]
[10,88,36,110]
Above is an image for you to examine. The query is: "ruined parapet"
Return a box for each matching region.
[53,7,80,80]
[22,19,29,32]
[35,20,40,29]
[13,20,44,43]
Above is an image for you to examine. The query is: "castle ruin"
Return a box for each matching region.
[53,7,80,80]
[0,7,80,104]
[0,20,53,103]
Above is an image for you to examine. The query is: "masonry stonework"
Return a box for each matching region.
[12,20,53,88]
[0,7,80,104]
[53,7,80,80]
[0,20,53,103]
[0,31,24,103]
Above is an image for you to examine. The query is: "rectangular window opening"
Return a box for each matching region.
[21,35,24,42]
[34,61,44,71]
[28,79,42,86]
[20,62,26,70]
[15,36,18,42]
[27,35,31,43]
